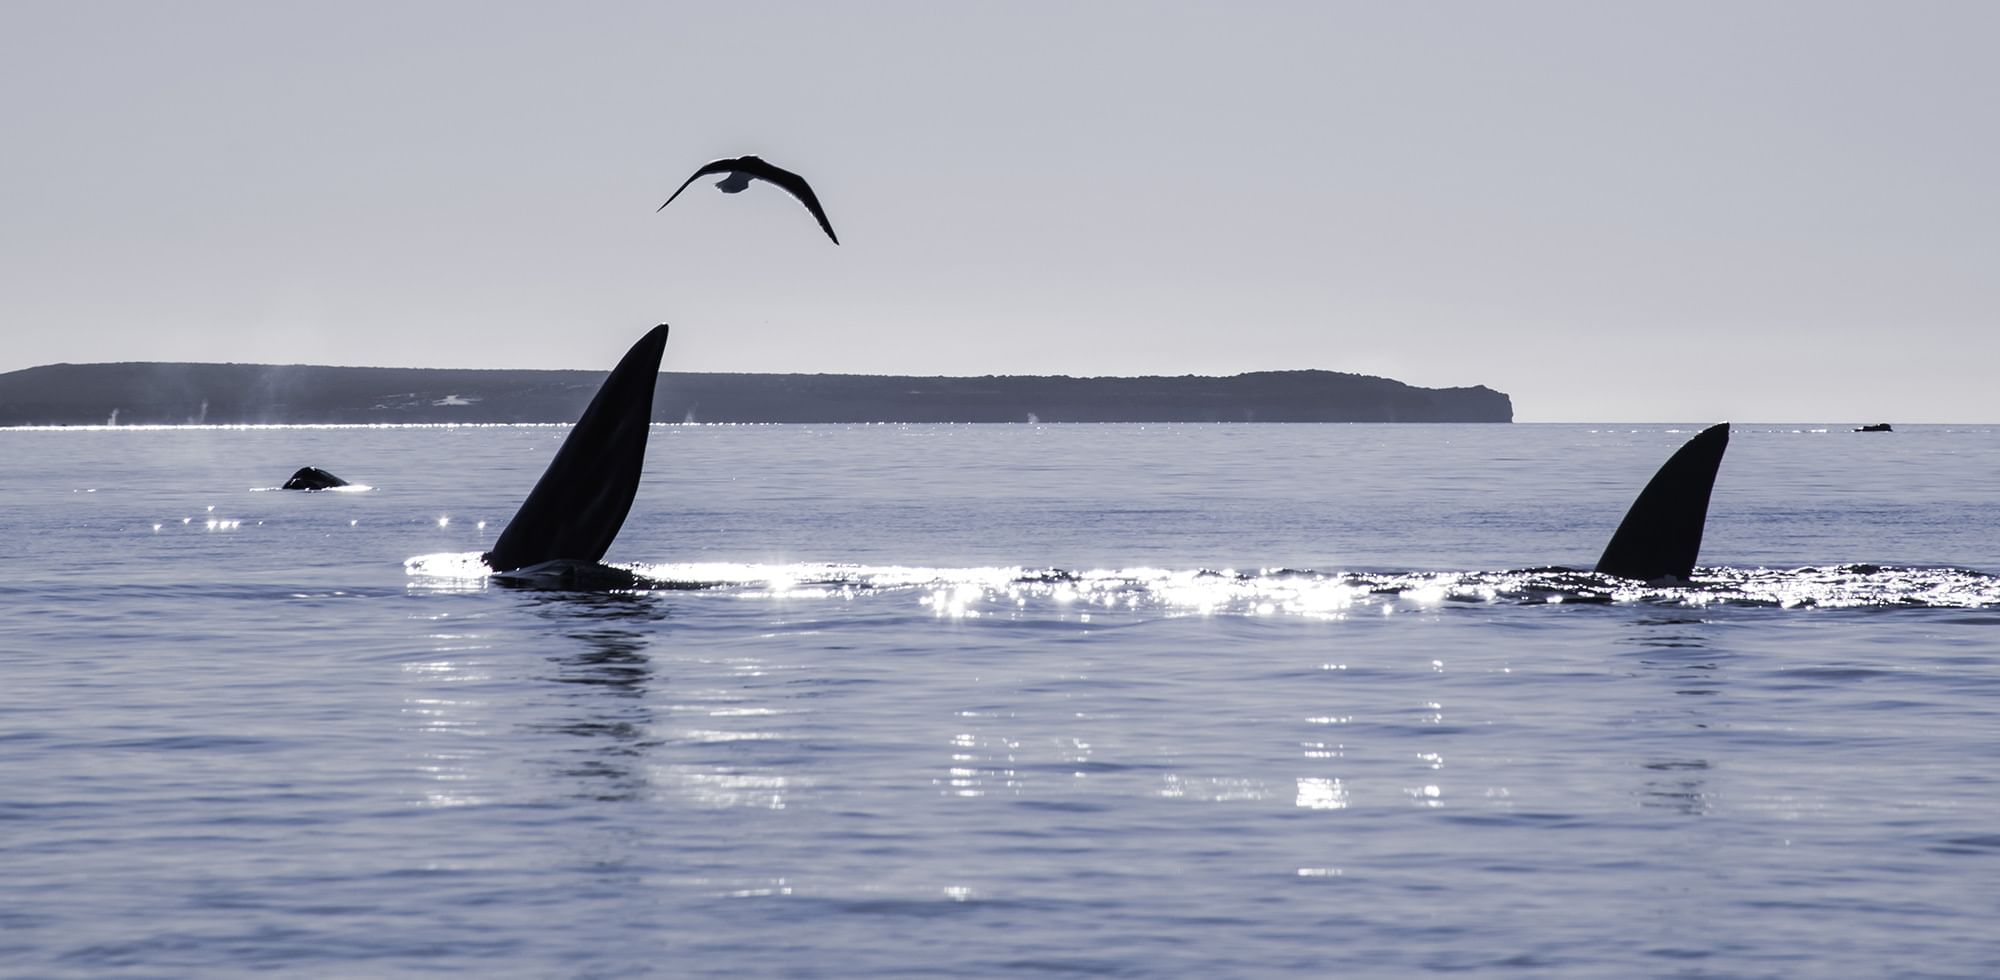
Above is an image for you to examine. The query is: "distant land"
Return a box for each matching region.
[0,361,1513,425]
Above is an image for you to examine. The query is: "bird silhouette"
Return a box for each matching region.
[656,155,839,244]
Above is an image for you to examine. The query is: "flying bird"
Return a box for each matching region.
[656,155,840,244]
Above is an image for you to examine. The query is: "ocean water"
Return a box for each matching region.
[4,422,1998,977]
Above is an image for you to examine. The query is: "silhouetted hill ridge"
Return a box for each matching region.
[0,361,1512,425]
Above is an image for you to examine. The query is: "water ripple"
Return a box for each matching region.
[409,555,2000,611]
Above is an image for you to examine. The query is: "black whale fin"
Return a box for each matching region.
[483,325,669,573]
[1594,422,1730,581]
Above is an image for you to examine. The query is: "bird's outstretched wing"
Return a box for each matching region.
[733,156,840,245]
[655,158,742,212]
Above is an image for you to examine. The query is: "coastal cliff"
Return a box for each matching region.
[0,362,1512,425]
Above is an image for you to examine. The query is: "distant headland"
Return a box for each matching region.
[0,361,1512,425]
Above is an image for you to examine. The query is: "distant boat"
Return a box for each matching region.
[1854,423,1893,432]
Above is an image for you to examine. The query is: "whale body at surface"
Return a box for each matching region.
[474,339,1728,588]
[282,466,350,491]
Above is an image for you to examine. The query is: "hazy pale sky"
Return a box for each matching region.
[3,1,1994,421]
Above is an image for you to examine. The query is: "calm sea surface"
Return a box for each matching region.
[4,423,1999,977]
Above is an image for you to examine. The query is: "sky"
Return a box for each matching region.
[2,1,1994,422]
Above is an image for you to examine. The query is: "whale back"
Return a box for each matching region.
[283,466,349,491]
[483,325,668,573]
[1594,422,1730,581]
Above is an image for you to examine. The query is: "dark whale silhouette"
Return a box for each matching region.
[474,325,1724,586]
[657,155,840,244]
[1595,423,1730,582]
[482,325,670,574]
[282,466,350,491]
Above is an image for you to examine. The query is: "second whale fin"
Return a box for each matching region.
[1594,422,1730,582]
[483,324,669,574]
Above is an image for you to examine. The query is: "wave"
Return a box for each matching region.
[403,554,2000,611]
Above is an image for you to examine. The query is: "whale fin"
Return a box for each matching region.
[483,325,669,573]
[1595,422,1730,582]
